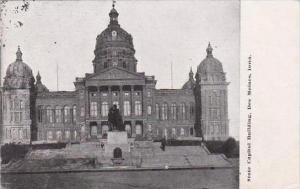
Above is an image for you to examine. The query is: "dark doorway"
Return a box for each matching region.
[113,147,122,158]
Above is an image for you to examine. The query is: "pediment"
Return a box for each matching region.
[87,67,145,81]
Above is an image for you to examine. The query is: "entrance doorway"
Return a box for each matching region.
[113,147,122,158]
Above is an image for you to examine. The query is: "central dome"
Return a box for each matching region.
[93,5,137,73]
[4,47,34,89]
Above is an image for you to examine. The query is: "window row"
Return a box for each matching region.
[89,91,142,97]
[5,128,30,140]
[204,124,226,135]
[152,127,193,138]
[10,112,23,123]
[155,103,194,121]
[8,99,25,110]
[90,101,142,117]
[37,105,77,123]
[44,130,78,141]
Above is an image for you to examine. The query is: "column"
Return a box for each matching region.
[108,86,112,107]
[97,86,101,119]
[120,85,123,115]
[130,85,134,117]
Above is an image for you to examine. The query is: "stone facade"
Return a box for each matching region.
[1,5,230,144]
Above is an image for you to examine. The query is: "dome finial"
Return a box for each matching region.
[112,0,116,8]
[36,71,41,83]
[189,67,194,79]
[206,42,213,57]
[16,45,23,61]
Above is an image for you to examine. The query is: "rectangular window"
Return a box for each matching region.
[124,101,131,116]
[90,102,97,117]
[101,102,109,117]
[135,101,142,116]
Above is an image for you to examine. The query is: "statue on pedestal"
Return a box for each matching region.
[108,105,125,131]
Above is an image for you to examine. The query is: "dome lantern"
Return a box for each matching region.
[16,45,23,61]
[206,42,213,57]
[109,1,119,26]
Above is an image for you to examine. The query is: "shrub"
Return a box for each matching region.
[1,143,30,164]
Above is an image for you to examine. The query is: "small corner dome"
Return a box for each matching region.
[182,68,195,90]
[197,43,224,74]
[182,80,195,90]
[4,46,34,89]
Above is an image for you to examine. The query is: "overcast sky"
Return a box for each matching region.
[1,0,240,139]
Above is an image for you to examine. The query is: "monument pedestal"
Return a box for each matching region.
[104,131,130,157]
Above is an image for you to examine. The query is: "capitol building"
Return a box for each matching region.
[1,5,229,144]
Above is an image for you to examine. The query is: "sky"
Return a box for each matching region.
[1,0,240,139]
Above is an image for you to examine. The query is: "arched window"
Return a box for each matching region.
[135,124,142,135]
[190,103,194,119]
[101,102,109,116]
[38,106,43,122]
[161,103,168,120]
[155,104,160,120]
[56,131,62,141]
[46,106,53,123]
[172,128,176,138]
[171,103,177,120]
[104,62,108,68]
[18,129,23,139]
[20,100,24,109]
[125,124,131,137]
[164,128,168,138]
[135,101,142,116]
[65,130,70,140]
[147,105,152,115]
[64,106,70,123]
[102,125,109,135]
[55,106,62,123]
[123,101,131,116]
[90,102,97,117]
[47,131,53,141]
[123,62,127,68]
[180,103,186,120]
[180,128,185,136]
[74,130,77,139]
[72,105,77,123]
[113,147,122,158]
